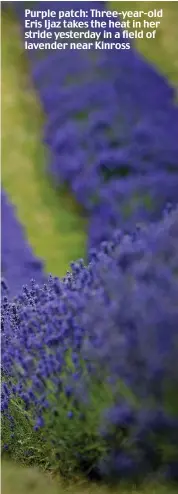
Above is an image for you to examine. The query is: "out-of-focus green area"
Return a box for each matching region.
[2,461,178,494]
[113,2,178,85]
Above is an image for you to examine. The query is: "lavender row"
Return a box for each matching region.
[15,2,178,249]
[1,190,45,296]
[2,206,178,481]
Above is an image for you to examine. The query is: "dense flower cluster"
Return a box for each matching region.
[1,190,45,296]
[15,1,178,247]
[2,207,178,480]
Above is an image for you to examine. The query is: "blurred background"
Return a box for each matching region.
[2,2,178,284]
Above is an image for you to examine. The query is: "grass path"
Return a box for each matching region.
[2,461,178,494]
[1,9,86,278]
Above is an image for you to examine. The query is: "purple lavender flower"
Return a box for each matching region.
[2,207,178,480]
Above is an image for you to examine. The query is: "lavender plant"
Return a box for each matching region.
[1,190,45,296]
[2,206,178,481]
[88,172,178,248]
[41,58,178,214]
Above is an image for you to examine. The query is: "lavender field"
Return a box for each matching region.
[1,2,178,493]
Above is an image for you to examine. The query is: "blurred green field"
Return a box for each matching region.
[1,3,178,493]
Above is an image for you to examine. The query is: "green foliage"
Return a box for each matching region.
[2,360,115,478]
